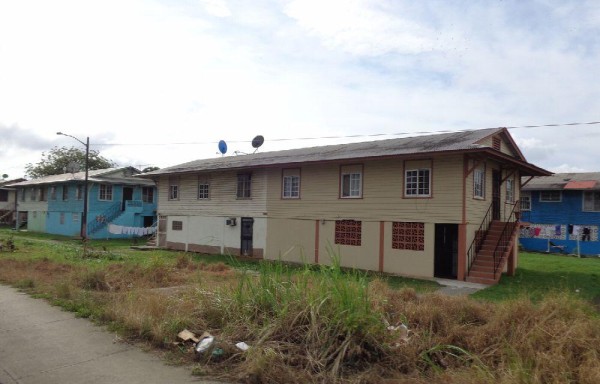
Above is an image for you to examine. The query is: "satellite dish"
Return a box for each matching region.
[251,135,264,149]
[218,140,228,155]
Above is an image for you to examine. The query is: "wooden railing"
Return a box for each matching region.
[467,202,494,273]
[492,200,520,274]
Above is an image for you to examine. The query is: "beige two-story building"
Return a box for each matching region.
[141,128,550,284]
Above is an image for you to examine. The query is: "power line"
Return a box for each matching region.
[92,120,600,147]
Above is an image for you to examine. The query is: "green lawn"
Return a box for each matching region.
[473,251,600,302]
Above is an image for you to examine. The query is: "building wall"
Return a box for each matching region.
[165,215,267,256]
[519,190,600,255]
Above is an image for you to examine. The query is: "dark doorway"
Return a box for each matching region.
[434,224,458,279]
[143,216,154,227]
[492,170,501,220]
[122,187,134,211]
[240,217,254,256]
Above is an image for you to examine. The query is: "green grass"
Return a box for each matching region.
[473,251,600,302]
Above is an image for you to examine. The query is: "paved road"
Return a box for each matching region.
[0,285,221,384]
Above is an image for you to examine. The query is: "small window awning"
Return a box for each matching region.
[563,180,597,189]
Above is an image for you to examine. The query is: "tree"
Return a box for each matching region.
[142,166,160,173]
[25,146,117,179]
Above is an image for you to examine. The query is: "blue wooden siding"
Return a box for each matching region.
[45,183,157,239]
[519,190,600,255]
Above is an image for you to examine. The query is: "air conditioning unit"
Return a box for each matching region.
[225,218,237,226]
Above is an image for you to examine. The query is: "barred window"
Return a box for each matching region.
[392,222,425,251]
[335,220,362,246]
[172,220,183,230]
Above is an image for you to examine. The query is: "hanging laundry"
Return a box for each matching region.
[534,227,542,237]
[554,225,561,237]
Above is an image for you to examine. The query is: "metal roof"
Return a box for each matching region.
[6,168,155,187]
[142,127,539,176]
[523,172,600,191]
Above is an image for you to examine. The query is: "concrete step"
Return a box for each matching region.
[466,276,497,285]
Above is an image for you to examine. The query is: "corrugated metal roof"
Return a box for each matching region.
[523,172,600,191]
[564,180,597,189]
[143,128,505,176]
[6,168,154,187]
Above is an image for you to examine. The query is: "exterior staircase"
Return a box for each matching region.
[466,220,519,285]
[0,210,14,224]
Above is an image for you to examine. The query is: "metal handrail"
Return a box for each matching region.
[467,201,494,273]
[492,200,520,274]
[87,202,122,235]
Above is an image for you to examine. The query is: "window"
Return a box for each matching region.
[520,192,531,211]
[20,189,25,202]
[49,186,57,200]
[583,191,600,212]
[197,178,209,200]
[335,220,362,246]
[62,185,69,201]
[492,136,501,151]
[282,169,300,199]
[142,187,154,203]
[99,184,113,201]
[76,185,83,200]
[392,222,425,251]
[340,165,362,198]
[72,213,79,222]
[59,212,65,225]
[505,178,514,203]
[30,188,36,201]
[405,169,431,197]
[540,191,561,202]
[0,189,7,202]
[237,173,251,199]
[39,187,46,201]
[172,220,183,230]
[169,177,179,200]
[473,168,485,199]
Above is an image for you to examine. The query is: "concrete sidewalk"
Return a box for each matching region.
[0,285,221,384]
[434,278,488,296]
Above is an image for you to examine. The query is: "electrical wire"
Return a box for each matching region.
[92,120,600,147]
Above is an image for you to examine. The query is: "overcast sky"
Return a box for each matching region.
[1,0,599,179]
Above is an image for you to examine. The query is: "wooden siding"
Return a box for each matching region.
[266,155,464,223]
[157,169,268,217]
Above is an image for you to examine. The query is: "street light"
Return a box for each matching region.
[57,132,90,240]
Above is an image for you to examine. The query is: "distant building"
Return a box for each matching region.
[8,168,157,238]
[0,178,26,225]
[520,172,600,256]
[140,128,550,284]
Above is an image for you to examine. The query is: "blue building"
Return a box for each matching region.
[9,168,157,239]
[519,172,600,256]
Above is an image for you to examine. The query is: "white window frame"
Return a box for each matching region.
[197,181,209,200]
[473,168,485,199]
[405,168,431,197]
[282,175,300,199]
[142,187,154,203]
[520,191,531,211]
[49,186,57,200]
[540,190,561,202]
[237,173,252,199]
[505,178,514,203]
[340,165,362,199]
[583,191,600,212]
[98,184,113,201]
[169,178,179,200]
